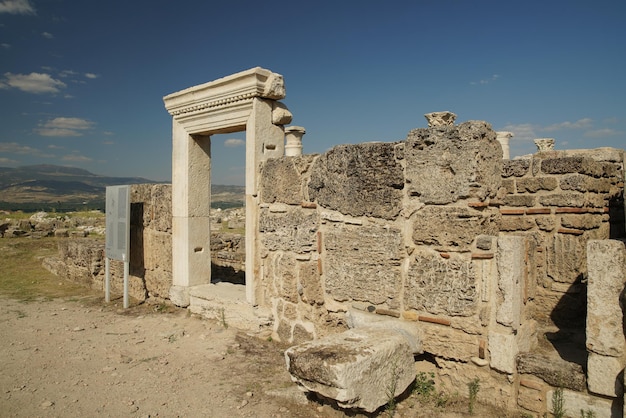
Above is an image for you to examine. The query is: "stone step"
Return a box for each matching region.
[285,327,416,413]
[188,283,272,331]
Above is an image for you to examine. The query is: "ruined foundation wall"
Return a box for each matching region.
[499,149,625,327]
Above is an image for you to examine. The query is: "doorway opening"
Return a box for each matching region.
[209,132,246,285]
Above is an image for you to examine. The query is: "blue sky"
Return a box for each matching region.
[0,0,624,185]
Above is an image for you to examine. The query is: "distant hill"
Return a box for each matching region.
[0,165,244,211]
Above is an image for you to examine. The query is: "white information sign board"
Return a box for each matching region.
[105,185,130,308]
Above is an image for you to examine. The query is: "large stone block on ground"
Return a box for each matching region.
[346,309,423,354]
[412,206,499,251]
[308,142,403,220]
[547,388,617,418]
[405,251,478,317]
[586,240,626,357]
[516,352,585,391]
[259,207,319,253]
[405,121,502,204]
[324,224,403,306]
[261,155,317,204]
[285,327,416,413]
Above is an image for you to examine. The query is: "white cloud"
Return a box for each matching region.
[62,153,92,162]
[47,144,63,149]
[224,138,245,147]
[0,157,18,164]
[0,0,35,14]
[42,31,53,39]
[470,74,500,85]
[543,118,593,132]
[502,123,538,143]
[584,128,623,138]
[36,117,94,137]
[85,73,98,79]
[3,72,66,94]
[58,69,77,78]
[0,141,54,157]
[1,43,10,49]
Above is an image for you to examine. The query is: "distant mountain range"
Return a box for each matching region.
[0,165,244,210]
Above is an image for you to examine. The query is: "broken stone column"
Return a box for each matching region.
[285,327,416,413]
[424,111,456,128]
[586,239,626,397]
[496,131,513,159]
[534,138,555,152]
[284,126,305,156]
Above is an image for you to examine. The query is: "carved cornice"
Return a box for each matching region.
[163,67,285,119]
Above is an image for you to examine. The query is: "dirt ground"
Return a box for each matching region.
[0,237,517,418]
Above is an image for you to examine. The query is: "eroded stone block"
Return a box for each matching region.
[496,236,524,330]
[405,251,478,317]
[516,353,585,391]
[412,206,499,252]
[419,322,478,361]
[586,240,626,357]
[308,142,403,220]
[260,207,319,253]
[285,327,415,413]
[502,159,531,177]
[324,224,403,306]
[405,121,501,204]
[261,155,317,204]
[587,352,625,397]
[547,234,586,284]
[489,332,518,374]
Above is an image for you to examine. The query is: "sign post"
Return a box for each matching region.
[105,185,131,308]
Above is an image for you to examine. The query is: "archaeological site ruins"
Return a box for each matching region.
[43,67,626,416]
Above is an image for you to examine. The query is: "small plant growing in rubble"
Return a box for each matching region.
[580,408,595,418]
[467,377,480,415]
[220,307,228,329]
[385,360,402,417]
[551,386,566,418]
[413,372,435,399]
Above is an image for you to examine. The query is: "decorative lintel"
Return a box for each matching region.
[163,67,285,119]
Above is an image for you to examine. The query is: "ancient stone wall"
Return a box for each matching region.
[258,119,626,415]
[499,149,625,327]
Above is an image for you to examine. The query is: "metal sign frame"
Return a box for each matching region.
[105,185,130,308]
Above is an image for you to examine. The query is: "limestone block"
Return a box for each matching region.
[308,142,403,220]
[560,174,611,193]
[261,154,317,205]
[588,352,625,397]
[535,215,556,231]
[298,260,324,305]
[419,323,479,361]
[285,327,416,413]
[405,121,502,204]
[516,353,586,391]
[500,215,535,232]
[149,184,172,232]
[516,177,559,193]
[488,332,518,374]
[502,159,531,177]
[541,157,605,177]
[424,111,456,127]
[547,234,586,284]
[412,206,500,252]
[496,236,525,330]
[143,229,172,272]
[561,214,604,230]
[586,240,626,357]
[324,224,403,306]
[270,252,298,303]
[502,194,536,207]
[259,207,319,253]
[271,101,292,125]
[501,179,516,194]
[538,193,585,208]
[346,309,423,354]
[517,376,546,412]
[547,388,617,418]
[405,251,478,317]
[144,269,171,299]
